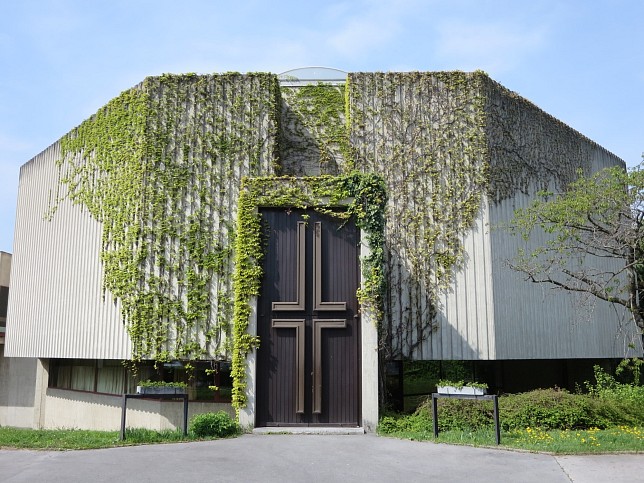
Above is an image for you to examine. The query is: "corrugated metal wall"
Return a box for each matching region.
[380,201,496,361]
[348,72,494,360]
[7,142,130,358]
[484,78,641,359]
[8,71,638,362]
[489,185,640,359]
[490,189,635,359]
[434,198,496,360]
[6,74,279,359]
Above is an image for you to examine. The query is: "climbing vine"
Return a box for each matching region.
[347,71,489,359]
[51,73,280,363]
[48,68,501,409]
[231,172,386,413]
[279,83,353,175]
[481,76,609,202]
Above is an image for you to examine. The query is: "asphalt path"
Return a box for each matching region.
[0,434,642,482]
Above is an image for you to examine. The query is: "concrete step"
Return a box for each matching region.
[252,426,365,435]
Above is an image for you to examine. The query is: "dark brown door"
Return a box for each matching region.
[256,208,360,426]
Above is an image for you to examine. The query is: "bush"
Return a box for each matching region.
[587,364,644,406]
[583,364,644,427]
[588,397,643,427]
[414,398,494,432]
[189,411,239,438]
[378,411,433,435]
[379,363,644,435]
[499,389,597,430]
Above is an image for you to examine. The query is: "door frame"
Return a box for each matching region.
[234,175,384,432]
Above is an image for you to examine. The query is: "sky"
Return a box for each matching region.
[1,0,643,253]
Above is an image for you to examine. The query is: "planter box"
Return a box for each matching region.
[437,385,487,396]
[136,385,187,395]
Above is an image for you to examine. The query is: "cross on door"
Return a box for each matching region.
[257,209,360,427]
[271,221,348,414]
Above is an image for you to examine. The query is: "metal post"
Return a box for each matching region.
[432,394,439,438]
[183,394,189,436]
[120,394,127,440]
[493,395,501,445]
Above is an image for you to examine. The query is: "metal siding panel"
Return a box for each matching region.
[481,199,497,359]
[464,222,478,355]
[433,201,494,361]
[483,78,640,359]
[7,74,280,361]
[349,72,494,361]
[489,175,639,359]
[6,142,131,359]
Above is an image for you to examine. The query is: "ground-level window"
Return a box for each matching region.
[48,359,232,402]
[130,360,232,403]
[50,359,125,393]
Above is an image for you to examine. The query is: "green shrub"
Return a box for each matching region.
[137,380,187,388]
[189,411,239,438]
[380,397,495,434]
[499,389,597,430]
[378,411,433,434]
[586,364,644,406]
[500,387,644,430]
[380,380,644,435]
[589,397,643,427]
[583,364,644,427]
[414,398,494,431]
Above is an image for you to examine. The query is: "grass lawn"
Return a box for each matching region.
[0,427,195,450]
[1,425,642,453]
[381,426,644,454]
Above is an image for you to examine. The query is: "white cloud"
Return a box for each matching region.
[435,20,548,73]
[326,0,422,58]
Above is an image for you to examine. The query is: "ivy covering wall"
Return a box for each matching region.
[51,71,492,367]
[279,73,491,361]
[347,72,489,360]
[49,70,500,409]
[42,67,628,414]
[279,84,352,175]
[51,73,280,362]
[481,76,619,202]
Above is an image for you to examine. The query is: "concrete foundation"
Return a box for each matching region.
[0,348,38,428]
[43,388,234,431]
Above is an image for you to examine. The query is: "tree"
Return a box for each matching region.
[508,161,644,334]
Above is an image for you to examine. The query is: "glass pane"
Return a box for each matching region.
[96,363,125,394]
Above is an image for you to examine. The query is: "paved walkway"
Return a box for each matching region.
[0,434,642,482]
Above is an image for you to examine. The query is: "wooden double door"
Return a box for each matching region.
[256,209,361,426]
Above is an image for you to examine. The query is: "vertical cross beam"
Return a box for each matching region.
[272,222,306,311]
[313,222,346,311]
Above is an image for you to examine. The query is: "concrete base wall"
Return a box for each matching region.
[0,349,234,431]
[360,240,379,432]
[43,388,234,431]
[0,347,38,428]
